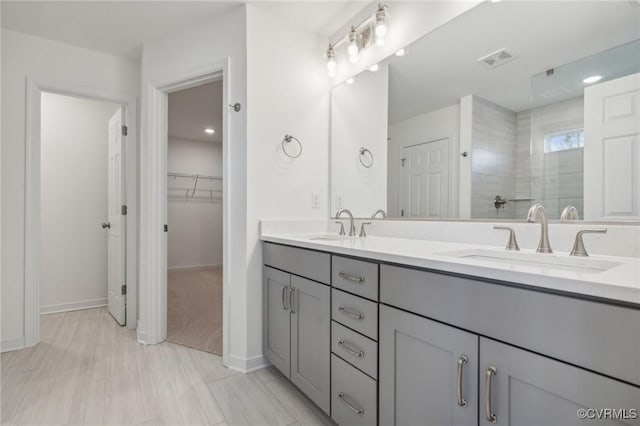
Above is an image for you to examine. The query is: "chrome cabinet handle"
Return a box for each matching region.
[281,287,288,311]
[337,392,364,415]
[456,354,468,407]
[338,272,365,283]
[484,366,497,423]
[289,288,296,314]
[338,306,364,320]
[338,339,365,358]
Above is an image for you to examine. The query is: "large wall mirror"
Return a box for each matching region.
[330,1,640,221]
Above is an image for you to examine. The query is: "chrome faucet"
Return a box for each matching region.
[336,209,356,237]
[560,206,579,221]
[372,209,387,219]
[526,204,553,253]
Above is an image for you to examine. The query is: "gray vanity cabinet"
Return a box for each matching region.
[290,275,331,414]
[263,266,331,415]
[479,338,640,426]
[379,305,479,426]
[263,266,292,377]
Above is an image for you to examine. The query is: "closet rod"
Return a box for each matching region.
[168,172,223,181]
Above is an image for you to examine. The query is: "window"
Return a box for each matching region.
[544,129,584,153]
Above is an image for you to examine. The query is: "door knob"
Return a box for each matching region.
[102,222,111,229]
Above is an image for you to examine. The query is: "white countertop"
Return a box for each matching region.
[261,233,640,306]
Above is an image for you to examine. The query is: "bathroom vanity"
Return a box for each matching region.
[261,236,640,426]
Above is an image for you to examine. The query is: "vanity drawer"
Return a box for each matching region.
[331,354,377,426]
[332,289,378,340]
[380,264,640,386]
[332,256,379,301]
[331,321,378,379]
[263,242,330,284]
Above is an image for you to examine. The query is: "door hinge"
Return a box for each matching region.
[401,209,405,217]
[121,205,127,215]
[121,284,127,295]
[164,224,169,232]
[121,125,128,136]
[401,158,406,167]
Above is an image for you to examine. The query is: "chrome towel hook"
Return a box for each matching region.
[359,147,374,168]
[282,134,302,158]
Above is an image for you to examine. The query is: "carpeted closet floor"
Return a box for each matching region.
[167,267,222,355]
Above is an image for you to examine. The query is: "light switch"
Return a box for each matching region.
[311,192,320,209]
[336,194,344,209]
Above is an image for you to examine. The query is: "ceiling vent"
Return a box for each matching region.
[476,48,518,69]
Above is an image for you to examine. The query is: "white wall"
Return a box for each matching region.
[140,6,249,367]
[331,63,388,217]
[40,93,119,313]
[167,138,223,269]
[388,104,460,217]
[1,29,139,350]
[245,3,330,368]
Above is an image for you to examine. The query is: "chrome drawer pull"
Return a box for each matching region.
[484,366,497,423]
[281,287,288,311]
[456,354,468,407]
[337,392,364,415]
[338,272,365,283]
[338,306,365,320]
[338,339,365,358]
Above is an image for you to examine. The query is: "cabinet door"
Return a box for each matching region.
[263,266,291,378]
[379,305,478,426]
[290,275,331,415]
[480,338,640,426]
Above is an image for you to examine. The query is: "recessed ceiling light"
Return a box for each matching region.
[583,75,603,84]
[346,78,355,85]
[369,64,380,72]
[204,128,215,134]
[395,48,406,57]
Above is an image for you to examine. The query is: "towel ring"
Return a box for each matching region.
[282,134,302,159]
[359,147,374,168]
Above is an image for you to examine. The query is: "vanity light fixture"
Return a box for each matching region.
[369,63,380,72]
[347,27,360,64]
[395,48,406,57]
[346,77,355,85]
[583,75,603,84]
[326,45,337,78]
[204,128,215,134]
[374,4,388,46]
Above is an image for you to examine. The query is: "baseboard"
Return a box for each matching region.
[1,337,25,353]
[40,298,107,315]
[168,264,222,272]
[224,354,269,374]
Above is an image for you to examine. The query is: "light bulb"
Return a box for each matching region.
[348,28,359,64]
[326,46,337,78]
[369,64,379,72]
[375,5,387,46]
[204,128,215,134]
[395,48,406,57]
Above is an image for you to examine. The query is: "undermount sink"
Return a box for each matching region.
[306,234,360,242]
[440,248,621,273]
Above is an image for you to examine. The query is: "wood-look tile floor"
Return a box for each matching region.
[1,308,334,426]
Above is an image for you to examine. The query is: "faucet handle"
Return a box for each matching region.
[493,226,520,251]
[335,221,346,236]
[570,228,607,257]
[359,222,372,238]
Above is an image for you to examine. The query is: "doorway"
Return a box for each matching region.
[40,92,126,323]
[400,138,450,218]
[166,80,224,355]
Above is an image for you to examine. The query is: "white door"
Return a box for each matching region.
[400,139,450,217]
[107,108,126,324]
[584,72,640,220]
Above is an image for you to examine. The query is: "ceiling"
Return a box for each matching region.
[386,1,640,124]
[168,80,223,144]
[1,1,365,58]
